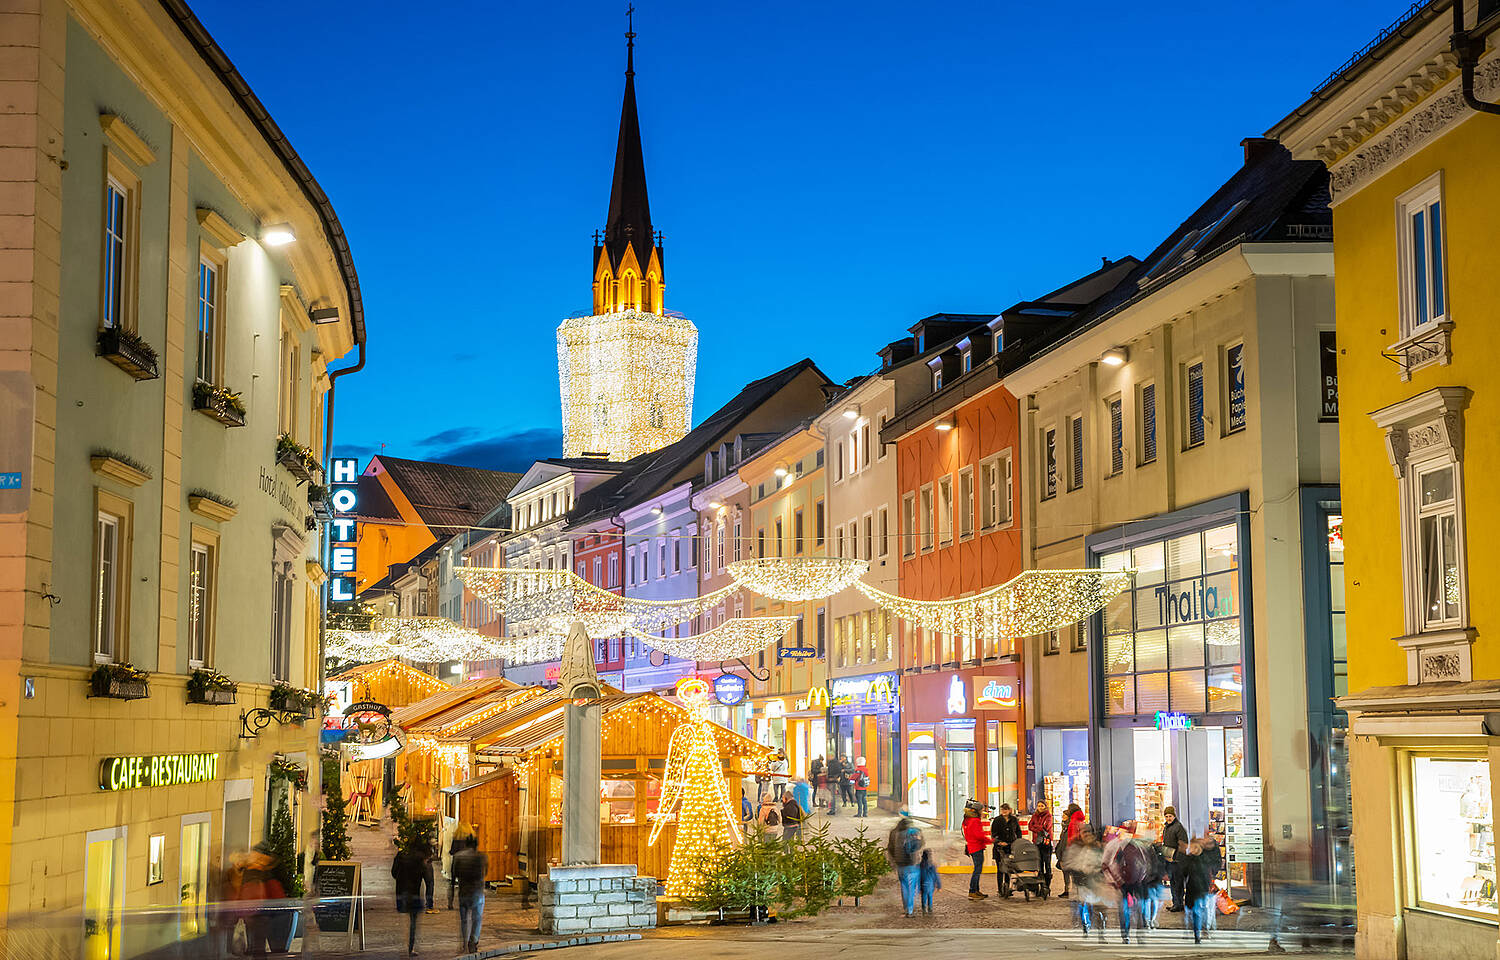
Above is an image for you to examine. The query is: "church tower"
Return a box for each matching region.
[558,19,697,461]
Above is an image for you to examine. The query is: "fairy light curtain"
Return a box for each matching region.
[853,568,1136,639]
[633,617,798,662]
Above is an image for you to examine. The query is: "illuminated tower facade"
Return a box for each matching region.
[558,25,697,460]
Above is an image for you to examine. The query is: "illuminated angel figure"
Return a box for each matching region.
[649,678,741,898]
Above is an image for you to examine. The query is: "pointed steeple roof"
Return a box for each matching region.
[601,18,655,274]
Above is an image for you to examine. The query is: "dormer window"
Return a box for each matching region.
[962,351,972,372]
[933,369,943,391]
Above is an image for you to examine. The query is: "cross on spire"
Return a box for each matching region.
[625,4,636,78]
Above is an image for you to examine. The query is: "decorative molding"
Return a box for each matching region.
[98,113,157,167]
[90,455,150,488]
[304,561,327,584]
[187,495,238,523]
[1397,628,1476,685]
[195,208,244,248]
[1328,56,1500,204]
[279,284,313,334]
[1370,385,1470,478]
[1386,321,1453,382]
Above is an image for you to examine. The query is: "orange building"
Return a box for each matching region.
[879,314,1026,831]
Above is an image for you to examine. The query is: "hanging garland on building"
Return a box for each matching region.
[853,568,1135,639]
[635,616,799,661]
[725,557,869,602]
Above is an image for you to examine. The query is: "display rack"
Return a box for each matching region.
[1134,780,1166,837]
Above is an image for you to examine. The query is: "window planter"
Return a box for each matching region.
[187,668,238,705]
[90,674,149,701]
[193,382,246,427]
[276,435,320,483]
[188,686,236,705]
[97,328,160,381]
[308,484,332,521]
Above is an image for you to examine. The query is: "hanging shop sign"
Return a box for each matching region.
[946,676,967,715]
[1319,330,1339,423]
[829,672,899,715]
[328,458,361,602]
[100,753,219,791]
[778,645,817,660]
[974,677,1018,710]
[1155,711,1195,731]
[1224,776,1264,864]
[714,673,748,706]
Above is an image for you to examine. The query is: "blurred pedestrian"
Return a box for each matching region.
[792,776,811,816]
[990,803,1021,897]
[1103,820,1151,944]
[918,848,941,914]
[452,834,488,955]
[741,787,753,824]
[1058,802,1085,898]
[446,822,475,910]
[810,756,826,808]
[1060,827,1107,941]
[826,755,843,814]
[391,841,427,956]
[887,810,925,916]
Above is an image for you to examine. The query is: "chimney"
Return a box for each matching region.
[1240,137,1284,164]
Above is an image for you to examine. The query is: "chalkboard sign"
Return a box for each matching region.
[311,861,363,947]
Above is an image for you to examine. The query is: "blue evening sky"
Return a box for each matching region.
[191,0,1388,473]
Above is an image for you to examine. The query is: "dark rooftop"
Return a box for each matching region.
[366,455,523,534]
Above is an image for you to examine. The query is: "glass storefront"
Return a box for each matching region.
[1034,728,1090,841]
[906,726,938,820]
[1410,756,1495,917]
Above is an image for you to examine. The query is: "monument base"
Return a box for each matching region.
[537,864,658,935]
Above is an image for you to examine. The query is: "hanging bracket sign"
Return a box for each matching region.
[778,646,816,660]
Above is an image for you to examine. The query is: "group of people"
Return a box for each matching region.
[964,799,1068,899]
[747,779,810,845]
[1059,806,1226,945]
[807,754,871,817]
[391,822,489,956]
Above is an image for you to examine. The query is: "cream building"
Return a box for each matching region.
[1003,139,1341,904]
[0,0,363,954]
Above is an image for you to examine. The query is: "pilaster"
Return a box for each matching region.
[156,125,189,672]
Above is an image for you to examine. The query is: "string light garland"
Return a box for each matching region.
[726,557,870,601]
[557,308,698,461]
[854,568,1135,639]
[454,567,739,637]
[490,632,569,666]
[649,679,744,898]
[371,617,505,662]
[325,628,397,662]
[635,617,798,661]
[327,658,450,691]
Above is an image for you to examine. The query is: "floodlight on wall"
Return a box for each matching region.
[1101,346,1129,367]
[841,404,861,420]
[708,501,723,510]
[311,307,341,324]
[261,223,296,246]
[934,416,955,432]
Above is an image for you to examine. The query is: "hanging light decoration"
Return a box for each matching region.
[725,557,870,601]
[324,627,397,662]
[854,568,1135,638]
[455,567,739,635]
[370,617,505,662]
[490,632,568,666]
[636,617,798,661]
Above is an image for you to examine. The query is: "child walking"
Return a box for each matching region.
[918,849,941,914]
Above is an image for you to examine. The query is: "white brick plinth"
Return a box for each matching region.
[536,864,658,935]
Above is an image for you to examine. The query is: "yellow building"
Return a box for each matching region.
[1269,2,1500,956]
[0,0,363,954]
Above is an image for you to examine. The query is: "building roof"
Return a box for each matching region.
[367,456,523,535]
[327,658,449,689]
[998,139,1330,377]
[600,31,657,277]
[389,677,515,729]
[567,358,833,526]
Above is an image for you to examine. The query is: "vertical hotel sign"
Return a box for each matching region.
[329,458,360,601]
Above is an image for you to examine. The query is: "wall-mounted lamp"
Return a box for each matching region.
[934,417,955,432]
[261,222,296,247]
[311,307,341,324]
[841,404,861,420]
[773,465,789,478]
[708,501,723,510]
[651,505,664,516]
[1101,346,1128,367]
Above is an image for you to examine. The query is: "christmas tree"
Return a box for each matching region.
[267,794,305,897]
[389,792,437,858]
[318,750,352,862]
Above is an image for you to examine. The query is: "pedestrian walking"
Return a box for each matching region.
[962,802,990,899]
[1160,805,1189,912]
[918,848,941,914]
[990,803,1021,897]
[1102,821,1151,944]
[771,750,790,800]
[853,757,870,818]
[1057,803,1085,897]
[781,789,806,845]
[391,842,427,957]
[792,776,811,817]
[887,811,924,916]
[1028,800,1054,894]
[1141,839,1169,929]
[451,834,488,955]
[838,754,856,806]
[825,756,843,814]
[1182,839,1216,944]
[446,822,474,910]
[810,756,825,808]
[1060,826,1107,941]
[1197,831,1224,934]
[422,834,439,914]
[756,792,781,829]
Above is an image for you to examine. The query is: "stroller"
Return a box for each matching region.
[1006,836,1049,901]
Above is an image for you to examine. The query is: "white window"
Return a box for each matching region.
[860,422,871,469]
[835,442,844,482]
[1068,414,1084,491]
[716,520,726,571]
[94,510,122,662]
[188,541,215,667]
[863,514,874,561]
[878,506,890,557]
[957,467,974,539]
[196,255,222,384]
[920,484,935,551]
[877,414,889,460]
[1397,173,1448,336]
[103,178,131,330]
[932,368,943,391]
[593,556,602,585]
[278,326,299,437]
[1107,396,1124,476]
[1184,361,1206,449]
[848,431,860,476]
[937,477,953,546]
[733,516,742,561]
[902,493,916,557]
[1415,462,1462,630]
[269,562,293,682]
[980,451,1012,529]
[608,553,618,587]
[658,540,668,578]
[961,350,972,372]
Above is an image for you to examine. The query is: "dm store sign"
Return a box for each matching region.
[328,458,360,601]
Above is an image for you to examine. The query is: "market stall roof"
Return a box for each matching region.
[408,685,548,738]
[438,688,574,745]
[473,691,772,761]
[440,769,510,796]
[390,676,516,730]
[328,658,449,688]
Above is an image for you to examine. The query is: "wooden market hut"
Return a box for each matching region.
[391,678,540,814]
[441,688,771,886]
[326,659,451,818]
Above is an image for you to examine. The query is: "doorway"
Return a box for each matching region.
[179,814,212,940]
[83,826,126,960]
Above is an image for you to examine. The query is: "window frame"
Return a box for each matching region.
[1410,456,1466,634]
[1067,414,1085,491]
[100,153,141,333]
[878,505,890,557]
[920,483,936,552]
[1138,381,1158,465]
[187,527,220,669]
[1395,171,1449,338]
[196,244,227,387]
[902,493,916,557]
[957,466,975,540]
[937,475,954,546]
[1183,359,1207,450]
[93,489,133,664]
[1107,395,1124,477]
[814,498,826,547]
[793,507,805,555]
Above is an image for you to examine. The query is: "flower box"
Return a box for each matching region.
[193,382,246,427]
[91,675,149,700]
[97,328,160,381]
[308,484,332,520]
[188,686,236,705]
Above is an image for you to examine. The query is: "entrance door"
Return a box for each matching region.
[83,827,126,960]
[946,751,975,832]
[179,814,212,939]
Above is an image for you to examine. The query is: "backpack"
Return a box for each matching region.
[765,807,780,827]
[857,772,870,789]
[1113,839,1151,887]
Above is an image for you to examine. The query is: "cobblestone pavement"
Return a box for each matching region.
[294,809,1347,959]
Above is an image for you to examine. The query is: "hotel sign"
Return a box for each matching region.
[100,753,219,791]
[329,458,360,602]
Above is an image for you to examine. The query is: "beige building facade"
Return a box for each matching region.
[1,0,362,953]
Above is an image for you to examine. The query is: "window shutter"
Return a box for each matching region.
[1110,399,1124,474]
[1188,363,1205,446]
[1071,416,1084,489]
[1142,384,1157,463]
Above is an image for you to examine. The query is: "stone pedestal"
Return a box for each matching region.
[537,864,658,935]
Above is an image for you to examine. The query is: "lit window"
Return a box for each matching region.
[1409,756,1493,918]
[196,255,223,384]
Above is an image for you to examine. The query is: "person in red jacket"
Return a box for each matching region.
[1029,800,1055,894]
[962,803,991,900]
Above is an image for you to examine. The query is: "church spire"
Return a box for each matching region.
[598,4,658,305]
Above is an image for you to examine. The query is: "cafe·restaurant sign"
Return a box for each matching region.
[100,752,219,791]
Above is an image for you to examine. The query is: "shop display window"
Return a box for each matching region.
[548,776,564,826]
[906,726,938,820]
[601,779,637,824]
[1410,757,1495,916]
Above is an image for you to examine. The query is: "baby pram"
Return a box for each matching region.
[1005,836,1049,901]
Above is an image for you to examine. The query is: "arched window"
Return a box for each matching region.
[642,275,655,313]
[599,273,612,312]
[623,272,637,310]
